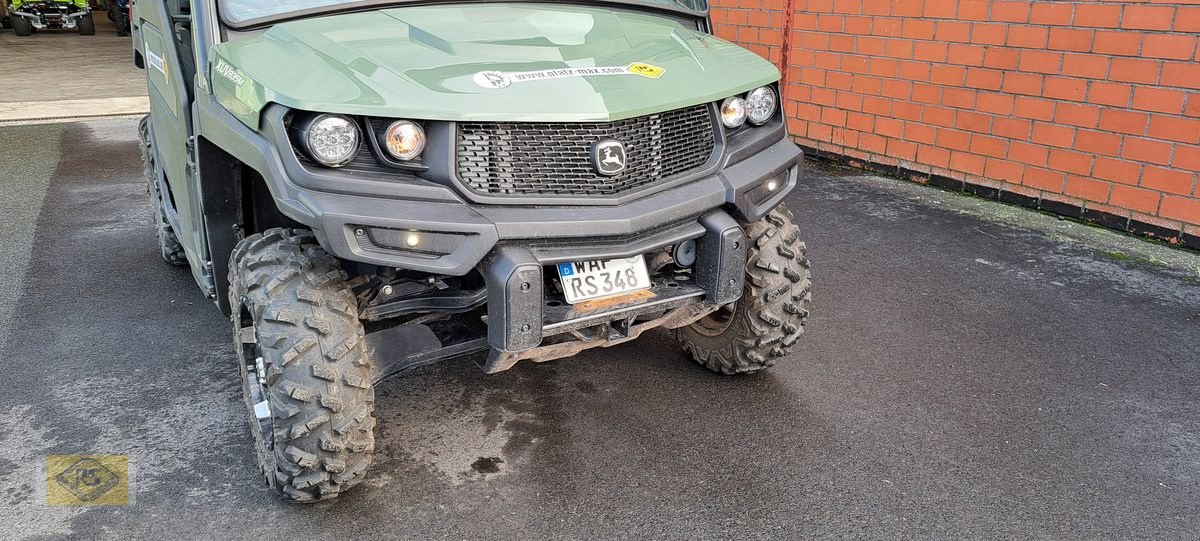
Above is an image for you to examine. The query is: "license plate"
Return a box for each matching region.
[556,255,651,304]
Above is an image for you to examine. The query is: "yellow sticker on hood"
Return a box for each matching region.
[626,62,665,79]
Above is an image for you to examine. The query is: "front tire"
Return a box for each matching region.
[229,228,376,502]
[12,16,32,36]
[675,204,812,374]
[77,12,95,35]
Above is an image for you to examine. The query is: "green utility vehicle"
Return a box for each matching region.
[134,0,811,501]
[7,0,95,35]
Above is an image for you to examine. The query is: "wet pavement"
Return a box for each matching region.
[1,119,1198,540]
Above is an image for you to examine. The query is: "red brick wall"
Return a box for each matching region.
[713,0,1200,242]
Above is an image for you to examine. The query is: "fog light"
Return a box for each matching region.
[405,233,421,247]
[767,179,779,192]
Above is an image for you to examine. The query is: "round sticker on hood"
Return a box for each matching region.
[473,71,512,89]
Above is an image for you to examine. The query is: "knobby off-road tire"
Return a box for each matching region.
[675,204,812,375]
[138,116,187,266]
[229,228,376,502]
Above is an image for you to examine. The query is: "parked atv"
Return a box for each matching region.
[134,0,811,502]
[8,0,94,35]
[106,0,129,36]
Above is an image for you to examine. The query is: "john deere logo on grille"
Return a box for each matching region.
[591,139,626,176]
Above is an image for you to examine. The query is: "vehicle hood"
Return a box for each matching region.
[210,3,779,126]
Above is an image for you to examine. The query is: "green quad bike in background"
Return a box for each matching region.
[134,0,811,501]
[7,0,95,35]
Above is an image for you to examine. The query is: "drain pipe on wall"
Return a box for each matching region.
[778,0,797,102]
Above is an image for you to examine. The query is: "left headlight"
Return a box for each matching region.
[292,113,360,167]
[745,86,777,125]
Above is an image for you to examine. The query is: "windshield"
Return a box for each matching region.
[222,0,709,25]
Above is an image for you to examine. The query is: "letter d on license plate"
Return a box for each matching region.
[556,255,651,304]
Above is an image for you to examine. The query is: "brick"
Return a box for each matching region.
[1019,50,1062,74]
[884,38,915,59]
[857,36,887,56]
[993,117,1032,139]
[1007,26,1049,48]
[827,72,853,90]
[1160,196,1200,224]
[1009,142,1049,167]
[1055,103,1101,128]
[1131,87,1186,114]
[1043,77,1086,102]
[1031,2,1073,26]
[1177,145,1200,172]
[1109,58,1160,85]
[851,75,883,94]
[1014,97,1055,121]
[868,58,899,77]
[1088,82,1132,107]
[816,14,844,32]
[905,123,937,144]
[836,91,864,111]
[1162,63,1200,90]
[1178,8,1200,33]
[943,88,977,109]
[829,34,855,52]
[1122,5,1174,31]
[1122,138,1172,165]
[1074,4,1122,28]
[1148,116,1200,144]
[1074,130,1121,156]
[892,100,922,120]
[1061,54,1108,79]
[1048,28,1094,53]
[842,55,869,74]
[887,138,918,160]
[948,44,986,66]
[844,16,873,34]
[965,68,1003,91]
[859,133,888,154]
[923,0,958,19]
[1049,149,1094,175]
[862,95,892,115]
[1142,167,1196,196]
[1032,123,1075,148]
[935,21,972,43]
[950,151,986,175]
[917,144,952,168]
[983,48,1020,70]
[1024,168,1066,191]
[1094,158,1143,185]
[958,0,989,21]
[1093,31,1141,57]
[821,107,848,127]
[936,128,973,152]
[992,1,1031,23]
[1065,175,1112,202]
[871,17,901,36]
[957,111,991,133]
[876,117,904,138]
[971,23,1007,46]
[1109,185,1161,214]
[902,19,936,40]
[1100,110,1148,136]
[1142,35,1197,61]
[986,158,1024,184]
[1187,94,1200,118]
[811,87,836,106]
[976,92,1014,115]
[930,65,966,85]
[971,134,1008,158]
[846,111,875,132]
[913,42,949,62]
[1003,72,1044,96]
[924,107,955,128]
[912,83,941,104]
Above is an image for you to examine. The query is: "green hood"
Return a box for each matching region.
[211,3,778,127]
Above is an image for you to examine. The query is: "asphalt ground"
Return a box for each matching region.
[1,119,1198,540]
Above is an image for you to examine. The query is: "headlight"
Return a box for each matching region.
[720,96,748,129]
[293,114,360,167]
[381,120,426,161]
[745,86,777,125]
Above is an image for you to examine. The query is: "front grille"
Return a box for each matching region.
[456,105,716,197]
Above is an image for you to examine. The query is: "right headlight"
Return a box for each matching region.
[292,113,360,167]
[745,86,777,125]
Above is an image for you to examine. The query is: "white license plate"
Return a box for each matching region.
[556,255,651,304]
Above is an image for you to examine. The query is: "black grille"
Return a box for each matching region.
[456,105,716,196]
